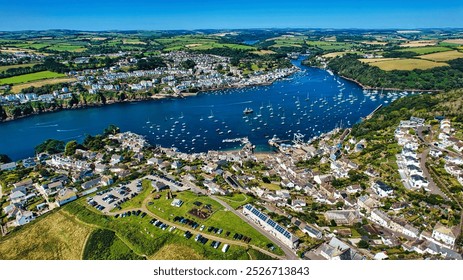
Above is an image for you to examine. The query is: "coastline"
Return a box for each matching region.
[0,70,297,123]
[338,74,442,93]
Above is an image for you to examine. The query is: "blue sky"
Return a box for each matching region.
[0,0,462,30]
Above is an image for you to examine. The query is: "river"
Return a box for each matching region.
[0,58,416,160]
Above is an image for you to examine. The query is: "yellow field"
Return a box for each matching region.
[361,41,388,46]
[367,58,448,71]
[419,50,463,62]
[0,211,93,260]
[251,50,276,55]
[359,58,400,63]
[0,47,48,56]
[0,63,37,72]
[323,52,347,58]
[443,39,463,45]
[148,244,205,260]
[11,77,77,93]
[400,40,437,47]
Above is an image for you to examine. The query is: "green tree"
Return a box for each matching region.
[103,124,120,136]
[358,240,370,249]
[64,140,78,156]
[35,139,65,155]
[0,154,12,163]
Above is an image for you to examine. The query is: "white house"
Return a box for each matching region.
[432,223,458,248]
[55,188,77,207]
[372,181,394,197]
[15,209,35,226]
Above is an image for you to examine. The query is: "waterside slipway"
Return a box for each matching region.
[0,57,418,160]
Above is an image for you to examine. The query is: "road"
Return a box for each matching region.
[210,195,299,260]
[419,148,448,198]
[107,193,285,260]
[417,125,463,234]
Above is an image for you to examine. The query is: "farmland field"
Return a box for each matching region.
[367,58,448,71]
[0,63,37,72]
[0,71,66,85]
[418,50,463,62]
[359,58,400,63]
[0,210,93,260]
[443,39,463,45]
[398,46,451,55]
[11,77,76,93]
[306,41,355,51]
[399,40,437,47]
[46,45,87,52]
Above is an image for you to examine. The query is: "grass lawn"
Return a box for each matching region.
[418,50,463,62]
[219,193,255,209]
[64,200,255,259]
[0,210,93,260]
[0,71,66,85]
[113,179,153,211]
[146,190,283,255]
[398,46,452,55]
[260,182,281,191]
[148,243,205,260]
[0,63,37,72]
[367,58,448,71]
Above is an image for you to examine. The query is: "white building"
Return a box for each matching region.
[432,223,458,248]
[243,204,299,249]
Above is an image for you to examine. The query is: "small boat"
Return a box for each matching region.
[243,107,254,114]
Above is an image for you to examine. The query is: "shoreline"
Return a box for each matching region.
[0,70,297,123]
[338,74,442,93]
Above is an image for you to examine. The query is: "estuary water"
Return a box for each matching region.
[0,58,414,160]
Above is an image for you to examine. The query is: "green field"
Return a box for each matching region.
[46,45,87,52]
[367,58,448,71]
[398,46,452,55]
[113,180,153,211]
[219,193,255,209]
[64,200,263,259]
[0,210,93,260]
[418,50,463,62]
[82,229,144,260]
[0,63,37,72]
[147,190,283,254]
[306,41,355,51]
[155,35,255,52]
[0,70,66,85]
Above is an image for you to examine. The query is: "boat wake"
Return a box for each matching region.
[32,124,59,128]
[56,128,80,132]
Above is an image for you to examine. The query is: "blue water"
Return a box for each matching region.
[0,58,408,160]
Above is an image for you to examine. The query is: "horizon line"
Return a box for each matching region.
[1,27,463,33]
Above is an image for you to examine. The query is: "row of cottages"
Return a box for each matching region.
[438,119,463,152]
[395,122,430,191]
[242,204,299,249]
[370,209,420,239]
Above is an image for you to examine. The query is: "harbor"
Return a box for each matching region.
[0,58,419,160]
